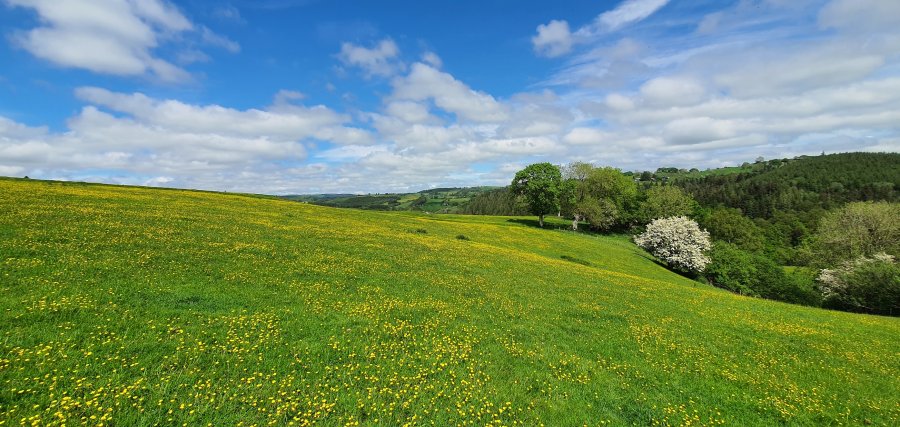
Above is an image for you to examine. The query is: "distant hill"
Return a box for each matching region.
[282,186,498,213]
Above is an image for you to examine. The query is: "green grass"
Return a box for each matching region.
[1,178,898,426]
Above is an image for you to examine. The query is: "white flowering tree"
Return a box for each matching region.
[635,216,711,274]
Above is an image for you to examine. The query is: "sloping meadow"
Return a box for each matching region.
[1,178,898,426]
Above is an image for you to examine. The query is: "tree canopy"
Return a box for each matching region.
[511,163,562,227]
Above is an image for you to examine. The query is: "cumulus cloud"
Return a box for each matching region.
[5,0,238,82]
[336,38,403,78]
[0,87,380,192]
[532,20,573,58]
[391,63,508,123]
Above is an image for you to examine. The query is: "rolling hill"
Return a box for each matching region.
[282,187,497,213]
[1,178,898,426]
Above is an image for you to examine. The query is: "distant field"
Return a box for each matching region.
[1,178,898,426]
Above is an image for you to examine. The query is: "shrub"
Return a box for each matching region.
[635,216,711,274]
[704,243,757,295]
[706,242,822,306]
[818,253,900,315]
[455,234,470,241]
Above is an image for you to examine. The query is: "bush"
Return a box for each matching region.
[635,216,711,274]
[706,242,822,306]
[818,253,900,315]
[455,234,470,241]
[704,243,757,295]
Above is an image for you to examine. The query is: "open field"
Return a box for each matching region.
[1,178,898,426]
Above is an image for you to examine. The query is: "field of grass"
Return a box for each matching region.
[1,178,898,426]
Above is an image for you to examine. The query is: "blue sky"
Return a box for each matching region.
[1,0,898,194]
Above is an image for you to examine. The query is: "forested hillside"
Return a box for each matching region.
[675,153,899,218]
[283,187,496,213]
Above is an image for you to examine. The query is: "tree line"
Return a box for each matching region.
[498,153,899,316]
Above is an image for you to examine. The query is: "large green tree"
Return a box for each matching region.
[582,167,638,231]
[812,201,900,266]
[511,163,562,227]
[560,162,594,230]
[639,185,697,222]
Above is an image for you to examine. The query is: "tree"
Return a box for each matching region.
[812,201,900,265]
[817,253,900,316]
[561,162,594,230]
[635,216,711,274]
[511,163,562,227]
[698,207,765,253]
[706,242,822,305]
[577,197,619,232]
[581,167,638,230]
[640,185,697,222]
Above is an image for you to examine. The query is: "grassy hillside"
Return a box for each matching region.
[1,178,898,426]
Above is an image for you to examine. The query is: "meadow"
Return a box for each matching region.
[0,178,898,426]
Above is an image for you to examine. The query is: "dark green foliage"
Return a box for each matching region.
[455,234,470,241]
[676,153,899,219]
[704,243,757,295]
[571,166,638,231]
[698,207,765,253]
[639,185,697,222]
[511,163,563,227]
[706,243,821,306]
[576,197,619,232]
[820,256,900,316]
[283,187,498,213]
[811,201,900,266]
[413,228,428,234]
[560,255,591,266]
[464,187,529,215]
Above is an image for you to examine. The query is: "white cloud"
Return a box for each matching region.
[6,0,238,82]
[336,38,403,78]
[0,87,387,192]
[384,101,435,124]
[563,128,612,145]
[391,63,508,122]
[818,0,900,32]
[597,0,670,31]
[532,20,573,58]
[639,77,706,107]
[421,51,443,68]
[531,0,670,57]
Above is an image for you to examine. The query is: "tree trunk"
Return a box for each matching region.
[539,214,544,227]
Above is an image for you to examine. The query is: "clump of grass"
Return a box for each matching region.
[409,228,428,234]
[456,234,470,241]
[561,254,591,266]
